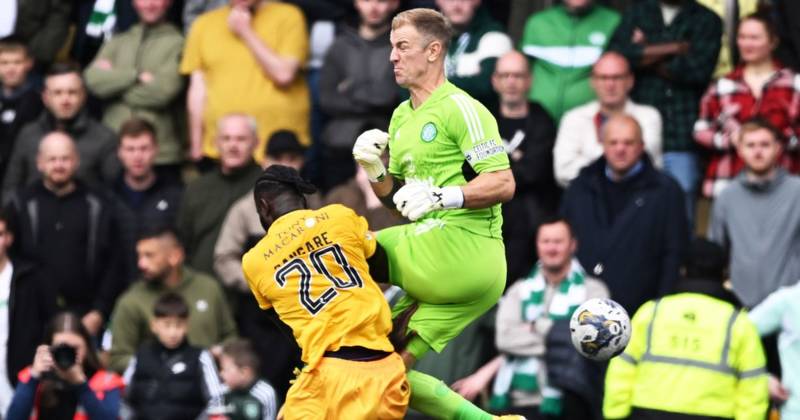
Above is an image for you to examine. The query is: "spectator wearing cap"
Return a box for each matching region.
[213,129,315,399]
[604,238,768,420]
[176,113,262,276]
[112,118,184,285]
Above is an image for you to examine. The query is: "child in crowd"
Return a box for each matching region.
[219,338,277,420]
[123,293,225,419]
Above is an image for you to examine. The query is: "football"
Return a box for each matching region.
[569,298,632,361]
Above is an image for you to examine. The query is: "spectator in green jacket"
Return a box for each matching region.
[520,0,620,121]
[437,0,512,109]
[85,0,186,183]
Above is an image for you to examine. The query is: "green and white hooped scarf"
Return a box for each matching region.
[86,0,116,39]
[490,259,587,415]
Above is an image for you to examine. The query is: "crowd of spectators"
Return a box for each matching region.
[1,0,800,419]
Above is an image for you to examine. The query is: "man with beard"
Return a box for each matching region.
[709,118,800,308]
[3,62,119,198]
[4,133,120,337]
[108,227,236,373]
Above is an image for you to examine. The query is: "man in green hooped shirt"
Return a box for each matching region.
[352,8,517,420]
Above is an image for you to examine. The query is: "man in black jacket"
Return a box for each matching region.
[491,50,560,284]
[113,118,183,285]
[561,114,689,314]
[0,208,55,413]
[5,132,121,336]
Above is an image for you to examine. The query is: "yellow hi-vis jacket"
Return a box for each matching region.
[604,293,768,419]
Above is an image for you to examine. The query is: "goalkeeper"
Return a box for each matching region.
[353,8,516,420]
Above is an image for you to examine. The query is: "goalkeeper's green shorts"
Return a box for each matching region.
[377,220,506,354]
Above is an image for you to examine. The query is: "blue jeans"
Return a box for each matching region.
[662,151,699,231]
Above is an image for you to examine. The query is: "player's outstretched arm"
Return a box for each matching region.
[461,168,515,209]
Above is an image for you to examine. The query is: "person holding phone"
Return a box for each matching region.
[5,312,124,420]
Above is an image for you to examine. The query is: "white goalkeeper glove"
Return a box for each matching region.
[393,182,464,221]
[352,129,389,182]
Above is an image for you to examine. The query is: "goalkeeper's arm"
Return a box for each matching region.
[461,168,515,209]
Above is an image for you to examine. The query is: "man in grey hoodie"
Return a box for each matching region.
[317,0,400,190]
[709,117,800,307]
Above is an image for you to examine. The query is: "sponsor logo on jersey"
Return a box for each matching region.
[464,139,504,163]
[420,122,438,142]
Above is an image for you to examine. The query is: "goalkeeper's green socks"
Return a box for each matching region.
[407,369,494,420]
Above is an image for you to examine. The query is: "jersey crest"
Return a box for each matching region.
[420,122,438,142]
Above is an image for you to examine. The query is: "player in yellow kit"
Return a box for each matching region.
[242,165,409,420]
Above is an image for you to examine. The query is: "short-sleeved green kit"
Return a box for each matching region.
[377,81,509,353]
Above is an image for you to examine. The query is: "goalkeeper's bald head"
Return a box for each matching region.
[253,165,318,230]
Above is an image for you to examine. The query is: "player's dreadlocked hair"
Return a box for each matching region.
[253,165,317,210]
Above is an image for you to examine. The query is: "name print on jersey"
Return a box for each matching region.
[263,212,332,261]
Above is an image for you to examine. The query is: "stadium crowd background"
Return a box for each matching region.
[0,0,799,418]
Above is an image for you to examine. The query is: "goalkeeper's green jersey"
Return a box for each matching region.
[387,81,510,239]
